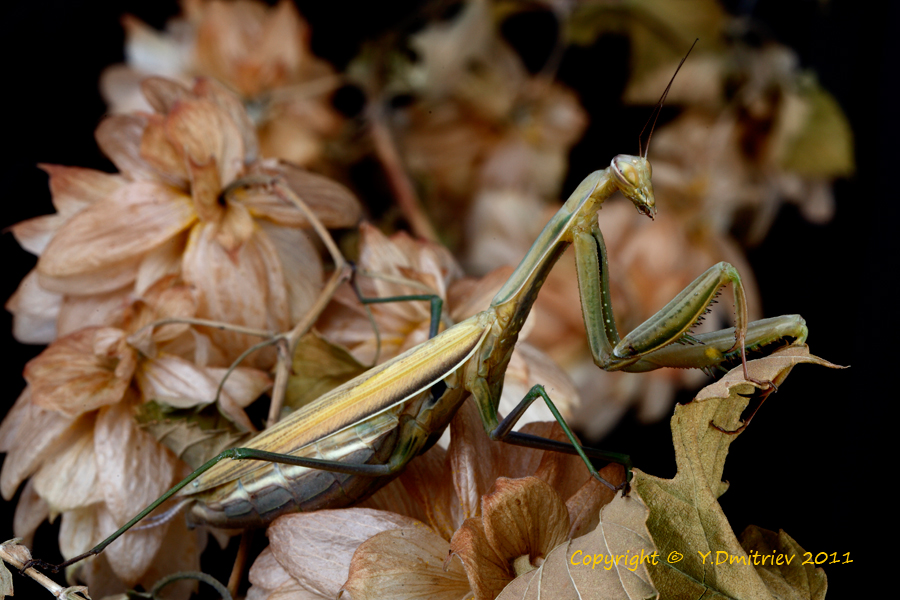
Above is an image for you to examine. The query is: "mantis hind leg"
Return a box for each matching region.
[27,445,403,574]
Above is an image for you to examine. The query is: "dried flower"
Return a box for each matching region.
[101,0,343,165]
[2,74,361,598]
[8,76,360,369]
[0,278,271,597]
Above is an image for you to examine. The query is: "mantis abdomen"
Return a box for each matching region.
[181,316,486,528]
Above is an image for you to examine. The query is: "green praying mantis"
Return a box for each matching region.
[25,42,809,574]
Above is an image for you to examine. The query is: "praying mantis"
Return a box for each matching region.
[25,44,809,575]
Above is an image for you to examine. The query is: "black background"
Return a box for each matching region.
[0,1,892,598]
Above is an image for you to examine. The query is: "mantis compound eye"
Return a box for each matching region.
[611,156,639,188]
[611,155,655,219]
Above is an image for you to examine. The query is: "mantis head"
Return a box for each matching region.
[615,39,695,221]
[611,154,656,219]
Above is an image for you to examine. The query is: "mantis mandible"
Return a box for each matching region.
[28,43,809,573]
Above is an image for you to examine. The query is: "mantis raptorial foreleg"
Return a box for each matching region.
[574,221,772,386]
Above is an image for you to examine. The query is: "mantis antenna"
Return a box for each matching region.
[639,38,699,158]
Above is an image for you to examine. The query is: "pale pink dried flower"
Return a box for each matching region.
[8,77,360,369]
[101,0,343,165]
[0,279,271,597]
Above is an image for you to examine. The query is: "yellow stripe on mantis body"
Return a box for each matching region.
[182,312,493,495]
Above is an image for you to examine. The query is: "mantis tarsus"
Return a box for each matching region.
[27,43,808,574]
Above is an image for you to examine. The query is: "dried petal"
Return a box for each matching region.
[140,77,192,113]
[243,162,362,229]
[186,152,225,223]
[194,0,305,97]
[248,547,293,595]
[5,269,62,344]
[496,343,578,438]
[344,526,470,600]
[504,421,584,493]
[259,222,322,323]
[268,509,423,598]
[565,463,625,540]
[10,213,68,257]
[37,182,196,294]
[57,287,130,338]
[140,113,190,184]
[136,354,257,430]
[95,114,161,182]
[449,400,504,521]
[43,164,126,214]
[165,97,245,185]
[386,444,458,539]
[449,518,511,600]
[194,77,259,162]
[447,267,512,322]
[94,402,178,583]
[0,389,77,500]
[320,223,463,364]
[32,418,104,512]
[58,504,98,561]
[25,328,137,417]
[213,198,256,252]
[11,167,123,255]
[124,276,196,344]
[134,234,186,295]
[182,222,291,366]
[206,365,272,409]
[12,479,48,547]
[120,13,190,79]
[481,477,569,570]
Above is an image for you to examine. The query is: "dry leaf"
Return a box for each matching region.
[632,346,840,599]
[0,557,11,599]
[134,401,251,470]
[285,331,368,412]
[343,526,471,600]
[779,81,854,178]
[567,0,726,85]
[496,492,657,600]
[739,526,827,600]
